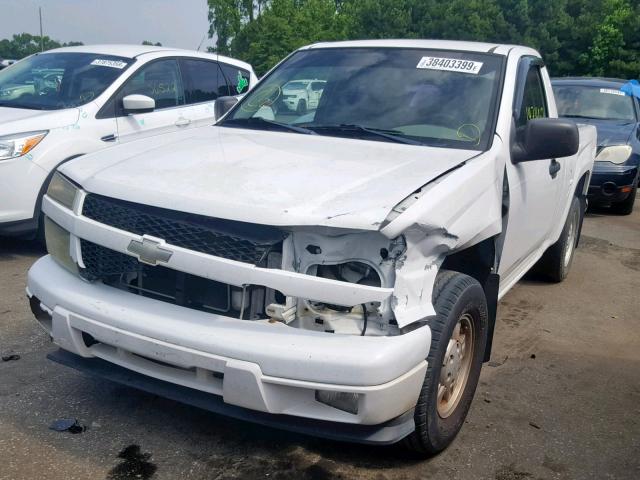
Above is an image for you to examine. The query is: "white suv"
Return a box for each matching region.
[0,45,256,238]
[281,79,325,114]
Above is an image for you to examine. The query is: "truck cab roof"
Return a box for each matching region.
[302,39,535,57]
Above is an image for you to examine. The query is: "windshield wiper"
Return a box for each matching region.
[305,124,424,145]
[563,114,634,123]
[223,117,317,135]
[561,114,599,120]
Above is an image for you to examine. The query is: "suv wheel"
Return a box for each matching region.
[296,99,307,115]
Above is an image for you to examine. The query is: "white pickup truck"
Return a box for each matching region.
[27,40,596,455]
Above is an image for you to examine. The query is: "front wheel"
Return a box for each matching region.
[403,270,488,456]
[296,99,307,115]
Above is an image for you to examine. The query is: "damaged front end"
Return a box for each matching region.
[42,187,411,338]
[41,144,504,340]
[280,229,407,336]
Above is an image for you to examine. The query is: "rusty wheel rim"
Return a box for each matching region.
[437,313,475,418]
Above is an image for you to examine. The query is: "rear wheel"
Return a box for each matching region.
[403,270,488,456]
[537,196,581,282]
[610,183,637,215]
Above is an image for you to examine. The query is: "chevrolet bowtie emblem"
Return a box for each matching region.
[127,236,173,266]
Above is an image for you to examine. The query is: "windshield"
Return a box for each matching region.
[554,85,637,122]
[0,52,133,110]
[222,48,504,150]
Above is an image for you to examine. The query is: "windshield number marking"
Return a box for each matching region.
[417,57,483,74]
[90,59,128,69]
[599,88,625,96]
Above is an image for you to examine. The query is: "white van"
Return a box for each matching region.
[0,44,256,238]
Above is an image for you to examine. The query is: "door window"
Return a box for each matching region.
[517,66,548,127]
[219,63,251,95]
[180,58,228,104]
[117,59,184,113]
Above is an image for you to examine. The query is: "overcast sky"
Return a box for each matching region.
[1,0,215,50]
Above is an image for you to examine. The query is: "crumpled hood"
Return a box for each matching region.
[62,126,479,230]
[0,106,79,136]
[574,118,637,147]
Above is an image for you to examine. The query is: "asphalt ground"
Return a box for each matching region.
[1,198,638,480]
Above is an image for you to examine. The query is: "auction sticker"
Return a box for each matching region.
[91,59,128,69]
[417,56,483,74]
[600,88,625,96]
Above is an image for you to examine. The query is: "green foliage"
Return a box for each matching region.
[142,40,163,46]
[230,0,349,74]
[0,33,83,59]
[206,0,640,78]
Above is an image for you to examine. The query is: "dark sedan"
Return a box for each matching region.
[552,77,639,214]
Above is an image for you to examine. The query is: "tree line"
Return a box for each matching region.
[0,33,83,60]
[207,0,640,78]
[0,34,164,60]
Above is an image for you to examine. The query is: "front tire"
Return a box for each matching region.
[296,99,307,115]
[403,270,488,456]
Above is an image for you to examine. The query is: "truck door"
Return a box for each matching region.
[498,57,565,278]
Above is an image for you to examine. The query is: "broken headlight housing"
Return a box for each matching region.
[305,261,386,335]
[47,172,80,210]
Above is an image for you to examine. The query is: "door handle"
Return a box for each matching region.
[175,117,191,127]
[101,133,117,142]
[549,159,561,179]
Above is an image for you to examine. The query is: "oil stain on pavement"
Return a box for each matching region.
[107,445,157,480]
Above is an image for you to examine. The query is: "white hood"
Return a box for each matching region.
[61,126,479,230]
[0,106,79,136]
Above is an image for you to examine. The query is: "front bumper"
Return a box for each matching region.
[46,349,416,445]
[0,156,48,234]
[588,163,638,204]
[27,255,429,437]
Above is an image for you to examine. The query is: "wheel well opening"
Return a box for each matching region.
[441,237,499,363]
[575,171,589,198]
[574,171,590,247]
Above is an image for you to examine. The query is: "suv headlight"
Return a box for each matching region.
[0,130,47,160]
[47,172,79,210]
[596,145,632,164]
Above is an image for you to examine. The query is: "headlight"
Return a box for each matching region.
[47,172,79,210]
[596,145,632,164]
[0,130,47,160]
[44,216,78,275]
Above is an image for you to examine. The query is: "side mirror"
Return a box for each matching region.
[215,96,239,120]
[122,94,155,114]
[512,118,579,162]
